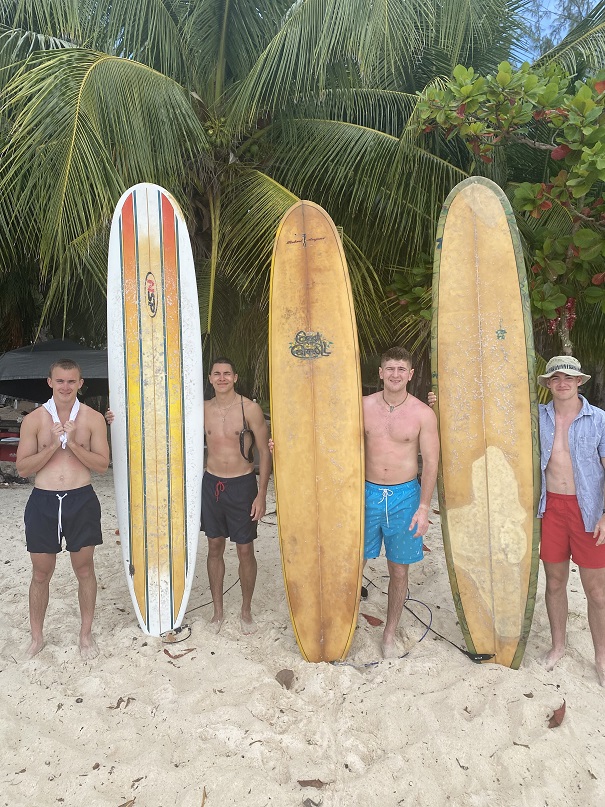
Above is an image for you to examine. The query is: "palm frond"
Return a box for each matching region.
[285,87,419,137]
[181,0,292,97]
[231,0,438,128]
[270,116,467,266]
[0,48,209,271]
[534,0,605,74]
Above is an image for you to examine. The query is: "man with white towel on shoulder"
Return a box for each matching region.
[16,359,109,660]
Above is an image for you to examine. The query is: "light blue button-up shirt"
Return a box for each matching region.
[538,395,605,531]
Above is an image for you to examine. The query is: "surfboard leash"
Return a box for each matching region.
[363,576,494,664]
[184,577,241,615]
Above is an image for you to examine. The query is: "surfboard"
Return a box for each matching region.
[431,176,541,669]
[269,200,364,663]
[107,183,204,637]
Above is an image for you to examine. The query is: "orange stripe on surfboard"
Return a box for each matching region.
[121,193,147,622]
[161,192,186,614]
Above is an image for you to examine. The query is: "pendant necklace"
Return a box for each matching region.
[215,394,238,422]
[383,391,408,413]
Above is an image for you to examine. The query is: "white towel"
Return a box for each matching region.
[43,397,80,449]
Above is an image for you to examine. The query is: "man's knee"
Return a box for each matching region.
[582,574,605,609]
[72,559,96,582]
[70,546,96,580]
[236,541,255,562]
[207,537,226,559]
[387,559,408,583]
[32,565,55,585]
[543,563,569,594]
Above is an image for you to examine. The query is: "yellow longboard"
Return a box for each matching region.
[270,201,364,662]
[431,177,540,668]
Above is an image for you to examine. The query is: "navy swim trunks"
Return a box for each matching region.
[201,471,258,544]
[25,484,103,554]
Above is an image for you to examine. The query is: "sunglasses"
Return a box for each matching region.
[239,427,255,463]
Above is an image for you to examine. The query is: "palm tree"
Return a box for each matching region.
[1,1,602,390]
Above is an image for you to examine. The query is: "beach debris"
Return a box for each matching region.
[523,692,533,698]
[548,700,566,728]
[117,800,135,807]
[92,763,100,770]
[298,779,327,789]
[433,508,440,515]
[276,669,295,689]
[360,613,384,627]
[76,698,83,703]
[423,544,431,552]
[455,758,469,771]
[108,696,135,710]
[302,798,323,807]
[201,786,208,806]
[163,648,195,660]
[115,529,120,535]
[161,625,192,643]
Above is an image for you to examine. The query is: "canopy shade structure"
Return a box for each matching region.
[0,340,108,403]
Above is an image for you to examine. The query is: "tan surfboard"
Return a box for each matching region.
[269,200,364,663]
[431,176,541,669]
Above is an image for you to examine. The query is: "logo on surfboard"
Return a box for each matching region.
[145,272,158,317]
[289,330,332,359]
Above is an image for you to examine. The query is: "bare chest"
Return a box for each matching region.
[364,410,419,445]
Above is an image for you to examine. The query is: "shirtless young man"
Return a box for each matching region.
[363,347,439,658]
[536,356,605,684]
[202,358,270,634]
[16,359,110,660]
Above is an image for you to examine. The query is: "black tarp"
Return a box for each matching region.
[0,340,108,403]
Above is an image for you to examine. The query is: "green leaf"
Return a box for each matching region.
[573,228,601,248]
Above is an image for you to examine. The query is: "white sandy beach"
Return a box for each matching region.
[1,469,604,807]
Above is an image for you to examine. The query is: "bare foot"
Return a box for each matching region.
[79,635,99,661]
[24,637,45,660]
[209,615,223,635]
[381,636,399,659]
[543,647,565,671]
[240,615,257,635]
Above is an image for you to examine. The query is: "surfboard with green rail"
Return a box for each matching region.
[431,176,541,669]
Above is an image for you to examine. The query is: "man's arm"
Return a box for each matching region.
[409,407,440,537]
[16,412,63,477]
[595,456,605,546]
[64,410,110,473]
[246,402,270,521]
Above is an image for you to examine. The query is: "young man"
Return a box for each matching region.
[537,356,605,684]
[16,359,110,660]
[202,358,270,634]
[363,347,440,658]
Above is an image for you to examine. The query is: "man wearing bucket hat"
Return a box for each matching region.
[537,355,605,685]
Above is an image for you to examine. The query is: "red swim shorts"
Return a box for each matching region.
[540,492,605,569]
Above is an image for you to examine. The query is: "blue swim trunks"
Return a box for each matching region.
[364,479,423,565]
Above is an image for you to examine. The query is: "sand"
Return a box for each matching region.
[1,470,604,807]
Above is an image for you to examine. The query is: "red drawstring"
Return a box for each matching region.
[215,480,225,501]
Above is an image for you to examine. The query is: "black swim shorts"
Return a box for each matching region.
[201,471,258,544]
[25,485,103,554]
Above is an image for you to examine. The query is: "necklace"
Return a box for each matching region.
[215,394,238,422]
[382,391,408,413]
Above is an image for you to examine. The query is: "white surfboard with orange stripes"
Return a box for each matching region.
[107,183,203,636]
